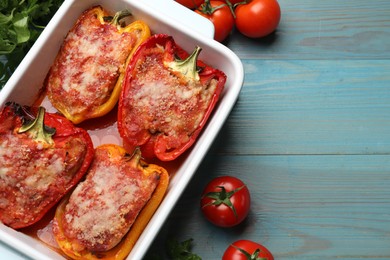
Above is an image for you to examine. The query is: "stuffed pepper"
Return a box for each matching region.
[45,5,151,124]
[0,102,94,229]
[53,144,169,260]
[118,34,227,161]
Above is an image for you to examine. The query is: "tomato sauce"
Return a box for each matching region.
[20,207,64,255]
[40,96,122,147]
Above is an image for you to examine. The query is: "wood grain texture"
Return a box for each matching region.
[215,60,390,155]
[147,0,390,259]
[226,0,390,60]
[147,154,390,259]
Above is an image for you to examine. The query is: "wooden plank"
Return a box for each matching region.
[146,154,390,259]
[226,0,390,59]
[214,59,390,155]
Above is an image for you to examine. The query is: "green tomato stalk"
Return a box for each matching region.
[199,0,236,18]
[201,185,246,218]
[231,244,268,260]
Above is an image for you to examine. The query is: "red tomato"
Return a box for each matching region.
[222,240,274,260]
[196,1,235,42]
[175,0,204,9]
[200,176,250,227]
[235,0,281,38]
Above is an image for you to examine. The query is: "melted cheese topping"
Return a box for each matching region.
[0,131,87,227]
[62,148,159,252]
[0,135,64,188]
[123,47,218,149]
[46,7,135,118]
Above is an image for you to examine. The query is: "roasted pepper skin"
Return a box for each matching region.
[52,144,169,260]
[118,34,227,161]
[0,102,94,229]
[91,9,151,122]
[45,6,151,124]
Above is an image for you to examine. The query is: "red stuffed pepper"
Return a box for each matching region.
[0,102,94,229]
[118,34,226,161]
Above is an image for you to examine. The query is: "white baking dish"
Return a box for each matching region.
[0,0,244,259]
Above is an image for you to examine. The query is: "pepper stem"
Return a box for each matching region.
[104,9,132,29]
[167,46,202,82]
[18,107,56,146]
[127,147,143,167]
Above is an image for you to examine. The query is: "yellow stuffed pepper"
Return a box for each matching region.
[45,6,150,124]
[52,144,169,259]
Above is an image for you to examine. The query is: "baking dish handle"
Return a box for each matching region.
[144,0,215,40]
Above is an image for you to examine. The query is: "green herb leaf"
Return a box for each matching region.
[0,10,14,24]
[167,238,202,260]
[13,12,30,44]
[0,0,64,89]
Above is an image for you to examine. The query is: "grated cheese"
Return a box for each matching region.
[62,148,158,251]
[47,9,135,118]
[124,48,218,144]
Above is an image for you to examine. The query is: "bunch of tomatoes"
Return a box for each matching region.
[200,175,274,259]
[176,0,281,42]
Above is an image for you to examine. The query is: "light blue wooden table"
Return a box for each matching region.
[145,0,390,259]
[0,0,389,259]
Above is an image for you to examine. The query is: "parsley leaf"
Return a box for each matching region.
[167,238,202,260]
[145,238,202,260]
[0,0,64,89]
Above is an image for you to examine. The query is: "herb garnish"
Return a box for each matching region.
[0,0,64,89]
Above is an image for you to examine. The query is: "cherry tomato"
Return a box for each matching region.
[196,1,235,42]
[200,176,250,227]
[222,240,274,260]
[175,0,205,9]
[235,0,281,38]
